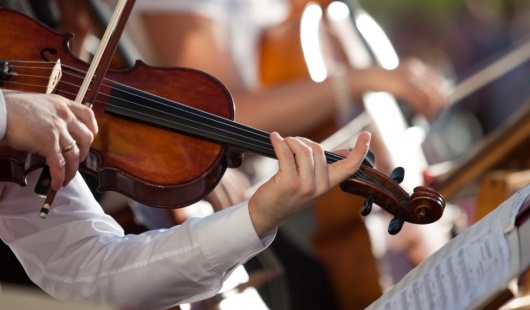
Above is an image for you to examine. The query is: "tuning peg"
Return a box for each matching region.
[360,195,374,216]
[389,167,405,184]
[388,216,405,235]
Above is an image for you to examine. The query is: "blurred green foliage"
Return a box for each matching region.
[357,0,463,29]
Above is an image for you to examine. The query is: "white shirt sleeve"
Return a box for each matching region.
[0,170,276,309]
[0,88,7,141]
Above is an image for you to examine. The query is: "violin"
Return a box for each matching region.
[0,7,444,234]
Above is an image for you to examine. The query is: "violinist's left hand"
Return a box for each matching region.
[248,131,371,237]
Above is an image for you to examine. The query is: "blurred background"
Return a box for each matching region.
[364,0,530,141]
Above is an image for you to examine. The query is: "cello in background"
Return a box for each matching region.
[259,1,382,309]
[259,1,447,308]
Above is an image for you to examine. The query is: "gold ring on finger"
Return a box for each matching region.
[61,140,77,154]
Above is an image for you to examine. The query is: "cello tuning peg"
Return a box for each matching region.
[360,195,374,216]
[389,167,405,184]
[388,216,405,235]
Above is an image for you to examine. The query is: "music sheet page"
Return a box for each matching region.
[367,185,530,310]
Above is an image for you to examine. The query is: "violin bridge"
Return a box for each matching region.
[46,59,62,94]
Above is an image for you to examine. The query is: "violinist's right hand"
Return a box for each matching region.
[0,90,98,190]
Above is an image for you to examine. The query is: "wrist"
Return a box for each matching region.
[346,66,385,96]
[248,197,278,238]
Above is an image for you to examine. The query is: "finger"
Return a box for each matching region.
[284,136,315,180]
[400,62,441,119]
[311,141,327,190]
[435,79,451,111]
[410,81,434,118]
[270,132,297,175]
[65,99,98,137]
[421,77,441,118]
[422,70,450,117]
[31,119,66,191]
[329,131,371,186]
[298,137,327,190]
[67,118,94,162]
[45,144,66,191]
[61,139,80,187]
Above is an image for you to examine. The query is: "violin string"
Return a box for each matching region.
[6,62,345,158]
[8,62,277,149]
[6,62,276,144]
[4,61,377,182]
[5,62,371,170]
[100,83,374,182]
[4,62,376,183]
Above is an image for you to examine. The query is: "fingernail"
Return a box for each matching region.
[364,132,372,144]
[271,132,283,140]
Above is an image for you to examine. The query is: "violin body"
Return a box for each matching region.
[0,8,237,208]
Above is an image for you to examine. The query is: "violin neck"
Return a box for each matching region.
[105,84,370,166]
[104,84,272,158]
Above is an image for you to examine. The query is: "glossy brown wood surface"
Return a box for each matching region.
[0,8,235,208]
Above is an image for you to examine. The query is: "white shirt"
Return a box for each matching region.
[0,90,276,309]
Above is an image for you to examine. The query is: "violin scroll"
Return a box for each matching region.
[339,163,445,235]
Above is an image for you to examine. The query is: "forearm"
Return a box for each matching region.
[0,171,275,309]
[346,66,386,96]
[233,67,392,137]
[234,78,339,136]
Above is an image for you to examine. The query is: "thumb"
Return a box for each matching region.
[329,131,371,186]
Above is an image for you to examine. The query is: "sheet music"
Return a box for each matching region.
[368,184,530,310]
